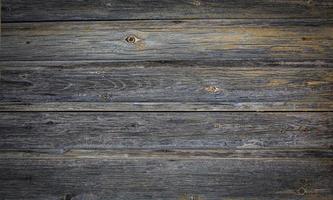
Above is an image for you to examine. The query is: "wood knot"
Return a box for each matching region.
[125,35,139,44]
[297,187,306,195]
[204,86,222,94]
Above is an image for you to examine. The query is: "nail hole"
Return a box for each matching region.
[26,41,31,44]
[125,35,138,44]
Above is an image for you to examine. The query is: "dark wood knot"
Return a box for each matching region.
[125,35,138,44]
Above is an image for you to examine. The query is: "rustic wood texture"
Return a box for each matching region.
[0,154,332,200]
[1,149,333,159]
[1,19,332,61]
[2,0,333,22]
[1,0,332,199]
[0,61,332,111]
[0,112,332,150]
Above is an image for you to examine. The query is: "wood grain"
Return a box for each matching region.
[1,0,332,199]
[2,0,333,22]
[1,19,332,61]
[0,61,332,111]
[1,149,332,160]
[0,154,332,200]
[0,112,331,150]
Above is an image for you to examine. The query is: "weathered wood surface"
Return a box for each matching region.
[0,112,331,150]
[1,19,332,61]
[2,102,333,112]
[0,154,332,200]
[1,1,332,199]
[2,0,333,22]
[1,149,333,159]
[0,61,332,111]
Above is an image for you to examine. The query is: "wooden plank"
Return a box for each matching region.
[0,61,332,111]
[2,0,333,22]
[0,112,332,150]
[2,102,333,112]
[1,149,332,160]
[0,153,332,200]
[1,19,332,61]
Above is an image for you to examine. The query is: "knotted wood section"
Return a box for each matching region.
[1,19,332,61]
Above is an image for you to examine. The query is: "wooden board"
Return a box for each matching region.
[1,112,332,150]
[1,19,332,61]
[0,61,332,111]
[2,0,333,22]
[1,1,332,199]
[0,153,332,200]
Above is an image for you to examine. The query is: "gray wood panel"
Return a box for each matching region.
[2,102,333,112]
[1,61,332,111]
[2,0,333,22]
[1,149,333,159]
[1,19,332,61]
[0,153,332,200]
[1,1,332,199]
[0,112,332,150]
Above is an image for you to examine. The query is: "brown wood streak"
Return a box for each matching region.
[0,112,332,150]
[2,0,333,22]
[0,61,332,111]
[0,19,332,61]
[0,153,332,200]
